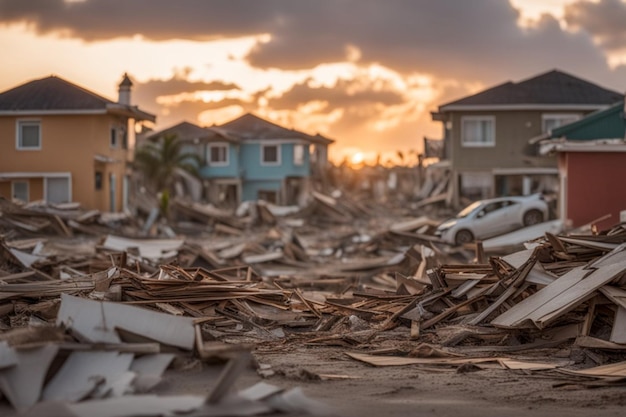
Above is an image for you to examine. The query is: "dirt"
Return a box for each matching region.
[149,342,626,417]
[4,335,626,416]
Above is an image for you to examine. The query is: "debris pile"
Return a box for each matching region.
[0,292,331,416]
[3,193,626,413]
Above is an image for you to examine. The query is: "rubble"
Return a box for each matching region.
[2,192,626,415]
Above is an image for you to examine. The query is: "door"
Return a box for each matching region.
[109,173,116,212]
[45,177,71,204]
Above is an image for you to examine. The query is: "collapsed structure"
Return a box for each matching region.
[1,192,626,415]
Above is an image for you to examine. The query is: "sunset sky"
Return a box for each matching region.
[2,0,626,164]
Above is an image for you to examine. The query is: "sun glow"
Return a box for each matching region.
[350,152,365,166]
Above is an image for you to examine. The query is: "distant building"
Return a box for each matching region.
[0,74,155,211]
[145,113,334,207]
[431,69,623,207]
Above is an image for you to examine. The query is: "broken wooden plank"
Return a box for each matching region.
[575,336,626,350]
[558,361,626,378]
[57,293,196,350]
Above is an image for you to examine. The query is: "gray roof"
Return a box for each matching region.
[218,113,334,145]
[0,75,155,121]
[440,70,623,110]
[146,121,240,144]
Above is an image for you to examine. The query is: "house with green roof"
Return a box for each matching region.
[535,100,625,142]
[535,100,626,230]
[431,69,623,208]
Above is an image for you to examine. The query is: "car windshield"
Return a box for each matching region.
[456,201,483,218]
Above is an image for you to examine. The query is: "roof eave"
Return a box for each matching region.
[0,109,107,116]
[106,104,156,122]
[439,104,611,112]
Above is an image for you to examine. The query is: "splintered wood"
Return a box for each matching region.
[3,194,626,413]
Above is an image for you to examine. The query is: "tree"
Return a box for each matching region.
[133,134,200,214]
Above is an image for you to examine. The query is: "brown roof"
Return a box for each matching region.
[440,69,623,110]
[146,121,240,144]
[218,113,334,145]
[0,75,155,121]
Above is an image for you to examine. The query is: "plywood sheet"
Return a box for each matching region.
[42,351,134,402]
[491,265,590,328]
[57,294,196,350]
[0,344,59,410]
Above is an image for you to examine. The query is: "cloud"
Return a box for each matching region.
[564,0,626,51]
[133,71,240,112]
[0,0,278,40]
[132,72,249,127]
[1,0,620,86]
[267,77,406,111]
[6,0,626,157]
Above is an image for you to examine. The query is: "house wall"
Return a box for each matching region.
[241,142,310,180]
[564,151,626,229]
[0,114,129,211]
[198,143,241,178]
[449,110,558,171]
[0,183,9,199]
[0,178,44,201]
[443,109,598,206]
[236,141,310,204]
[241,179,282,202]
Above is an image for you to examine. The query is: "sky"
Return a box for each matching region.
[2,0,626,165]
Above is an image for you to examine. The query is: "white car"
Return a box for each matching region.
[435,194,549,246]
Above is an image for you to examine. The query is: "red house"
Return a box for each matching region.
[544,141,626,230]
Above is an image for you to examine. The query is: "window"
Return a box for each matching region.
[11,181,29,202]
[17,120,41,150]
[461,116,495,147]
[542,114,581,133]
[95,171,103,190]
[261,144,280,165]
[110,127,118,148]
[208,144,228,166]
[293,144,304,166]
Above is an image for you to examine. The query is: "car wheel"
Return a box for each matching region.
[523,209,543,226]
[455,229,474,246]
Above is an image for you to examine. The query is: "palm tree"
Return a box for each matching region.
[133,134,200,215]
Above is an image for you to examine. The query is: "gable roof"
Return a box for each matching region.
[145,121,239,144]
[0,75,155,121]
[218,113,334,145]
[439,70,623,111]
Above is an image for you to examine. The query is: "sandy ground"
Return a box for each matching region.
[4,334,626,417]
[150,342,626,417]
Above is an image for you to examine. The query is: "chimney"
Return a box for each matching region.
[118,73,133,105]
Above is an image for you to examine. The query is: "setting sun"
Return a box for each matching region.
[350,152,364,166]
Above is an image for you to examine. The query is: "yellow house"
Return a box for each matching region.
[0,74,155,212]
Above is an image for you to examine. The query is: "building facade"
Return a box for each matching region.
[0,74,155,212]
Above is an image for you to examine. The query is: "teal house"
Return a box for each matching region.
[144,114,334,207]
[536,100,626,141]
